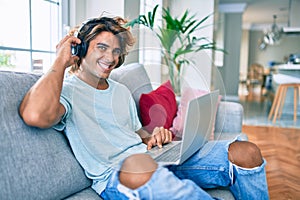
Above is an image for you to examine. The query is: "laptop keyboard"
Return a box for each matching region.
[154,143,181,162]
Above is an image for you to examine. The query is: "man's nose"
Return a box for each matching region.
[103,50,114,62]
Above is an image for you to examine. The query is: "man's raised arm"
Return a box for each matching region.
[19,36,81,128]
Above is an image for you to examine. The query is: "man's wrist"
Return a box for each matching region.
[137,128,152,140]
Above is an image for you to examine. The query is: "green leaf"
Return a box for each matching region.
[179,10,189,25]
[157,28,178,52]
[187,13,213,34]
[140,15,149,26]
[125,4,160,29]
[148,4,159,28]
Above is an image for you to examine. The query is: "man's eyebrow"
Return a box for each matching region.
[96,43,109,47]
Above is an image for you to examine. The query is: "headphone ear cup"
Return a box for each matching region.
[80,42,88,58]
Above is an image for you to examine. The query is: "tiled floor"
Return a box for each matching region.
[239,85,300,129]
[241,100,300,129]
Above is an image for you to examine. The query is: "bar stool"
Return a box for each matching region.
[268,74,300,123]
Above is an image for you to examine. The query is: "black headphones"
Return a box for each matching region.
[71,18,101,58]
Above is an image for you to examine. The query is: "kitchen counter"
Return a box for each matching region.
[275,64,300,78]
[277,63,300,70]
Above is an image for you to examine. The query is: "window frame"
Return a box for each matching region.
[0,0,62,73]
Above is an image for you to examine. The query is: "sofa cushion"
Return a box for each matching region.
[214,101,244,134]
[139,80,177,134]
[0,71,92,200]
[64,187,102,200]
[206,188,235,199]
[110,63,153,119]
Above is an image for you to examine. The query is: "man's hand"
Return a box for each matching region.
[55,35,81,68]
[138,127,173,150]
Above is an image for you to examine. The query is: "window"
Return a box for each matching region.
[139,0,163,84]
[0,0,62,73]
[139,0,162,65]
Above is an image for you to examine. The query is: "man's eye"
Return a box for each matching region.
[97,45,107,50]
[113,49,122,56]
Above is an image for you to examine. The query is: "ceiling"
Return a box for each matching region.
[219,0,291,30]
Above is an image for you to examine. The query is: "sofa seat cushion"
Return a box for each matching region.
[206,188,235,199]
[0,71,91,200]
[64,187,102,200]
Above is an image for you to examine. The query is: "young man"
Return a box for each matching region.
[19,16,269,199]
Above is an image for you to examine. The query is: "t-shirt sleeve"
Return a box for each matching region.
[52,83,72,131]
[129,94,142,131]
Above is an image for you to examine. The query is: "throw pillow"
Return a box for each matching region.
[139,80,177,135]
[170,88,221,140]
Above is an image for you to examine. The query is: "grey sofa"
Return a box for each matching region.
[0,62,246,200]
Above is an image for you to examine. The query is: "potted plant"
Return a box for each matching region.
[127,4,224,95]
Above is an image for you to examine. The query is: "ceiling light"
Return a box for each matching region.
[263,15,283,45]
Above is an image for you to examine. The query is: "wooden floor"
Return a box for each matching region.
[242,126,300,200]
[240,84,300,199]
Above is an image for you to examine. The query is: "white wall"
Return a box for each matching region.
[69,0,86,27]
[85,0,124,19]
[70,0,124,26]
[167,0,215,91]
[249,31,300,67]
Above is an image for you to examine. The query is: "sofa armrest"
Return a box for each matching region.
[214,101,244,134]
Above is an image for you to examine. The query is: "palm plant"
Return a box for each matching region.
[127,5,223,94]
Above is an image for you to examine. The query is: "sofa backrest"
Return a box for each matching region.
[110,63,153,119]
[0,71,91,200]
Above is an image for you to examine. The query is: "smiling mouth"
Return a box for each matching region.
[97,61,113,72]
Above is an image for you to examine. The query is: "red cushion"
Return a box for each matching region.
[139,80,177,134]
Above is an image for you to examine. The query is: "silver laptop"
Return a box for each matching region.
[146,90,220,165]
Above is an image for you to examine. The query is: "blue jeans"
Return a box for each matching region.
[99,139,269,200]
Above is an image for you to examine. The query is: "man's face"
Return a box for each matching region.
[79,31,121,83]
